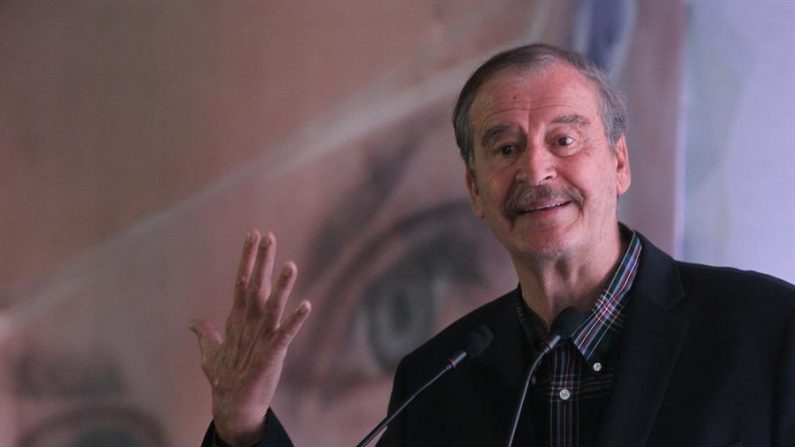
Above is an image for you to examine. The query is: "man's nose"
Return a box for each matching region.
[516,142,556,185]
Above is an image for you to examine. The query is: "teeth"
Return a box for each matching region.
[534,202,565,211]
[513,200,570,216]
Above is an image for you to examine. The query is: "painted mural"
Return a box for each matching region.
[11,1,793,446]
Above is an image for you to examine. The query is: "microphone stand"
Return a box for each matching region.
[356,325,493,447]
[356,359,456,447]
[504,334,561,447]
[504,307,584,447]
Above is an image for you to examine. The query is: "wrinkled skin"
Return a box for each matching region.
[189,231,311,446]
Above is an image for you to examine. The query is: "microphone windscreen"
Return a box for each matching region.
[464,325,494,359]
[550,307,585,339]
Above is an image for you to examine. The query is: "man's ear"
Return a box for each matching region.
[614,135,631,196]
[465,168,485,219]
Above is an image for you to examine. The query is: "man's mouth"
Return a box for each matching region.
[504,185,582,219]
[523,200,571,213]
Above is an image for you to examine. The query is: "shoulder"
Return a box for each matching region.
[631,231,795,345]
[634,231,795,313]
[676,261,795,307]
[668,261,795,346]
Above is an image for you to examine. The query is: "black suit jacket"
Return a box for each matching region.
[205,234,795,446]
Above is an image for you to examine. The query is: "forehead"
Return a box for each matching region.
[469,62,602,137]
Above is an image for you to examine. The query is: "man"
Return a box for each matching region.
[191,43,795,446]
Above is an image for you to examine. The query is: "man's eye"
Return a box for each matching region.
[498,145,515,155]
[557,136,575,146]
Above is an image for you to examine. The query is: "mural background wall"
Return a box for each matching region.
[0,1,791,445]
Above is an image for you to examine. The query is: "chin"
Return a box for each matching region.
[521,240,569,260]
[503,232,573,261]
[486,212,581,260]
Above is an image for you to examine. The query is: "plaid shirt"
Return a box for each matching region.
[516,229,642,446]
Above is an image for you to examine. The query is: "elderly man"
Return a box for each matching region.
[191,43,795,446]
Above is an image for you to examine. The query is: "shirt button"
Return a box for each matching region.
[593,362,602,372]
[559,389,571,400]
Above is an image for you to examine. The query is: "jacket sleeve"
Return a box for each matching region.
[201,409,293,447]
[774,310,795,447]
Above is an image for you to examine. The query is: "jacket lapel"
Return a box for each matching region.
[471,289,538,445]
[595,234,690,447]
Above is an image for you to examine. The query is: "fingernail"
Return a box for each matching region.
[246,231,258,246]
[297,301,310,315]
[261,233,272,248]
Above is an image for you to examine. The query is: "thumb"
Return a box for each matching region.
[188,319,223,355]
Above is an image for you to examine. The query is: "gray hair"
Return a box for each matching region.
[452,43,627,168]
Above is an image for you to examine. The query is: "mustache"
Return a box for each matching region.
[504,184,583,219]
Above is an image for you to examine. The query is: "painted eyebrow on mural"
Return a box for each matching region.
[303,133,420,280]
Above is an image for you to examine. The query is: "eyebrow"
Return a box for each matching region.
[480,124,513,148]
[551,114,591,126]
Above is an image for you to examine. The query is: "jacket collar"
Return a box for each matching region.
[595,232,690,447]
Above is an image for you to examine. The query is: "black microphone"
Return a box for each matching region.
[505,307,584,447]
[356,325,494,447]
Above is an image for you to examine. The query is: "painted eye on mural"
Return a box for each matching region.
[280,110,512,406]
[303,200,495,392]
[19,406,166,447]
[359,205,483,373]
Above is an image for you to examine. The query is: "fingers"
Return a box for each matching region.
[247,232,277,312]
[273,300,312,350]
[225,229,307,354]
[262,262,297,330]
[233,231,260,310]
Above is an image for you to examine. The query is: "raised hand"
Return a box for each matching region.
[189,230,311,447]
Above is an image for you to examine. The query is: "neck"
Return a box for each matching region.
[514,226,626,328]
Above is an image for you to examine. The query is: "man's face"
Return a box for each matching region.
[465,62,631,263]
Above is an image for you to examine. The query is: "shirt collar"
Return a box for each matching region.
[571,228,642,365]
[515,225,643,366]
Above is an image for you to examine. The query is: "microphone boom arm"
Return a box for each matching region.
[356,361,454,447]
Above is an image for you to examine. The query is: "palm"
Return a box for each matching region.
[190,231,311,446]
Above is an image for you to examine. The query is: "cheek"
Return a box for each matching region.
[570,165,614,206]
[482,173,512,210]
